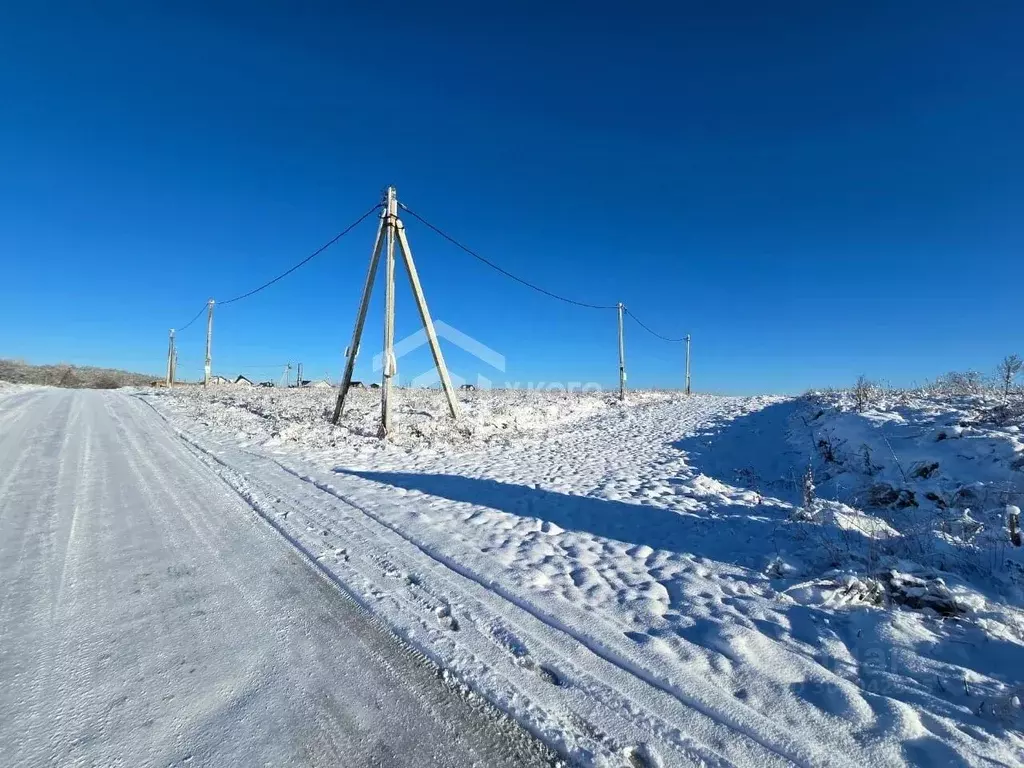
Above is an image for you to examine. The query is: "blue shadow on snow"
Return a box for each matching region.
[335,467,839,570]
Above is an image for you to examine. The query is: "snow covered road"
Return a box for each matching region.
[0,389,554,767]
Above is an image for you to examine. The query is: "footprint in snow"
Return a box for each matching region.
[537,665,562,687]
[624,745,656,767]
[435,605,459,631]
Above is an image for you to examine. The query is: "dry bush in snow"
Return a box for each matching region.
[932,370,987,396]
[852,375,878,411]
[996,354,1023,396]
[92,374,123,390]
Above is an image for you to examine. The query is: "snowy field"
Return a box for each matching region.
[160,384,673,452]
[146,384,1024,766]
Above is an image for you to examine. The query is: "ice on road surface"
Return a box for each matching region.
[0,388,555,767]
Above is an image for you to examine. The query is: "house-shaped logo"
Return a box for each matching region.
[372,320,505,389]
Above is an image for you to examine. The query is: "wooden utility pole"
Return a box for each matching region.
[380,187,398,435]
[685,334,692,396]
[333,206,386,422]
[395,210,460,420]
[617,302,627,401]
[203,298,215,388]
[296,362,303,388]
[332,186,460,435]
[166,329,175,387]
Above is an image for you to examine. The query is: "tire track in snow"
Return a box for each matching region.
[0,388,50,439]
[115,394,559,768]
[0,390,68,529]
[3,390,557,768]
[0,390,96,764]
[53,394,94,615]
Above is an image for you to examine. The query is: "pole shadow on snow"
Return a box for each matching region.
[333,401,868,566]
[337,468,785,565]
[335,401,876,570]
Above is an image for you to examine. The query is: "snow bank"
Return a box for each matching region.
[793,389,1024,587]
[0,381,36,399]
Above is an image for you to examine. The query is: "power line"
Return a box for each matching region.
[177,303,208,332]
[219,203,382,306]
[399,203,618,310]
[625,308,687,342]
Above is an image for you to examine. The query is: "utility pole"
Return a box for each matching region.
[395,200,460,419]
[332,186,460,435]
[617,302,627,402]
[171,347,178,386]
[685,334,692,396]
[333,207,385,422]
[380,187,398,436]
[203,298,215,388]
[166,329,175,387]
[296,362,303,388]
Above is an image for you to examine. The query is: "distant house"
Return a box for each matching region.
[308,380,332,389]
[210,375,230,385]
[258,381,275,388]
[350,381,366,389]
[234,375,255,387]
[459,383,476,391]
[369,382,380,389]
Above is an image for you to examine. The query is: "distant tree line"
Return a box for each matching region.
[0,358,157,389]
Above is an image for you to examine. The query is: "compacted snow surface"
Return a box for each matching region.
[0,387,555,768]
[44,382,1024,767]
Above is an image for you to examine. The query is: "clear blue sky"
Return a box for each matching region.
[1,2,1021,393]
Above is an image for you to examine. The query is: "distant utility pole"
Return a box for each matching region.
[617,302,627,401]
[296,362,303,388]
[280,363,292,388]
[203,299,215,388]
[685,334,692,396]
[166,329,175,387]
[171,347,178,386]
[332,186,460,436]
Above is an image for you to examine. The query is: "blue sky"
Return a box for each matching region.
[1,3,1021,393]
